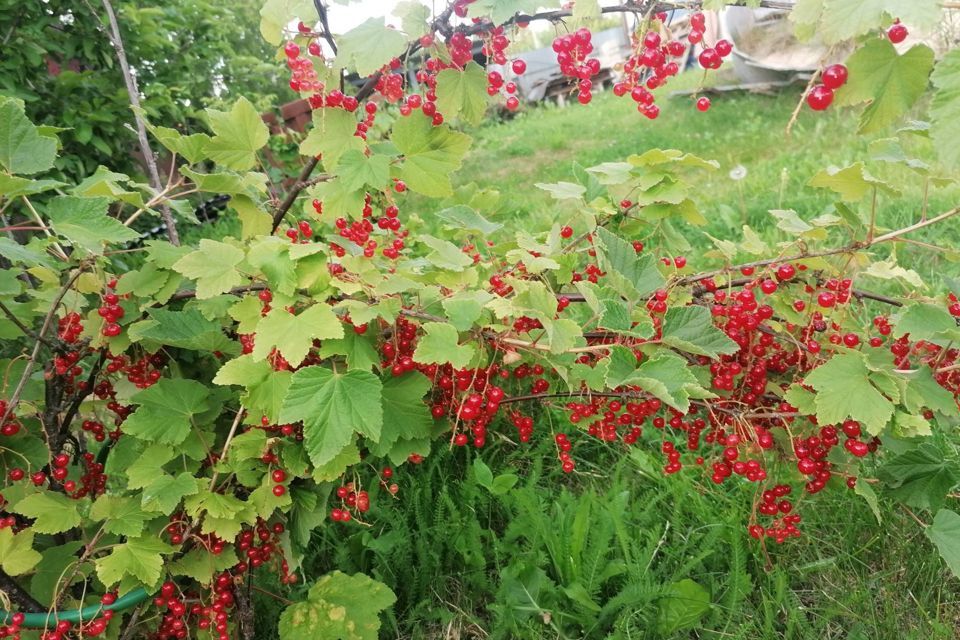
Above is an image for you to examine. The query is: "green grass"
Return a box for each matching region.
[287,435,960,639]
[447,77,960,286]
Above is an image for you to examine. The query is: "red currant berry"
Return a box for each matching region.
[887,22,908,44]
[806,85,834,111]
[821,64,848,90]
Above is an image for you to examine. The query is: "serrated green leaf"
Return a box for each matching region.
[173,239,245,299]
[336,149,391,191]
[90,496,154,537]
[594,227,665,301]
[204,97,270,171]
[46,196,140,253]
[278,571,396,640]
[660,306,738,358]
[535,181,586,200]
[819,0,942,44]
[804,353,894,436]
[0,97,57,175]
[807,162,900,201]
[443,291,494,331]
[301,107,365,170]
[926,509,960,580]
[122,378,210,445]
[894,303,960,347]
[169,546,239,585]
[252,303,343,367]
[879,444,960,510]
[96,537,174,588]
[420,235,473,271]
[434,205,502,235]
[392,115,471,197]
[335,18,408,77]
[435,61,488,125]
[395,0,431,36]
[129,307,236,353]
[657,579,711,635]
[0,528,41,576]
[12,492,81,534]
[317,330,380,372]
[259,0,316,44]
[931,50,960,170]
[836,39,935,134]
[413,322,476,369]
[279,367,383,467]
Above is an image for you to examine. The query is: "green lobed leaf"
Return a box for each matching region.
[279,367,383,467]
[0,528,41,576]
[301,107,365,170]
[419,235,473,271]
[259,0,317,44]
[807,162,900,201]
[413,322,476,369]
[335,149,391,191]
[435,61,489,125]
[835,39,935,134]
[434,205,503,235]
[278,571,396,640]
[204,97,270,171]
[12,491,81,534]
[90,495,154,537]
[926,509,960,580]
[659,306,738,358]
[656,578,711,634]
[129,307,236,353]
[95,536,174,588]
[172,239,246,299]
[879,444,960,511]
[392,114,471,197]
[818,0,942,44]
[931,50,960,170]
[335,18,409,77]
[0,97,57,175]
[893,303,960,347]
[594,227,665,301]
[369,372,435,460]
[46,196,140,253]
[169,546,239,585]
[122,378,211,445]
[251,303,344,367]
[804,353,894,436]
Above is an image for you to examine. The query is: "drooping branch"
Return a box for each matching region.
[97,0,180,246]
[457,1,797,37]
[676,206,960,287]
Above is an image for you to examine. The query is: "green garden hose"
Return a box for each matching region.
[0,587,150,628]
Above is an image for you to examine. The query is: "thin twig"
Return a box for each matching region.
[97,0,180,245]
[208,407,246,491]
[0,300,55,347]
[0,270,82,430]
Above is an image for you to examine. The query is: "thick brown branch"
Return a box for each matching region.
[0,568,45,612]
